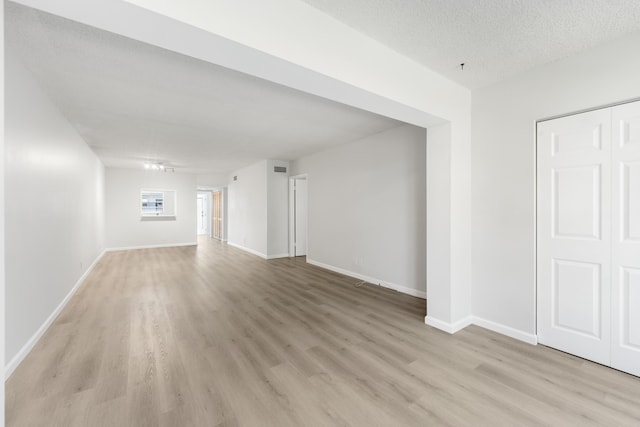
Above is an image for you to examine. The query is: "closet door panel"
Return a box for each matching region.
[612,101,640,376]
[537,108,612,366]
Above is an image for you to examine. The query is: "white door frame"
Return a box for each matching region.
[289,174,308,257]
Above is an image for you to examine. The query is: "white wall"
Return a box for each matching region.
[291,124,426,297]
[227,159,290,258]
[267,159,290,257]
[472,31,640,338]
[426,123,452,322]
[227,160,268,256]
[196,173,228,188]
[105,168,197,249]
[222,187,229,241]
[1,2,6,422]
[5,51,105,369]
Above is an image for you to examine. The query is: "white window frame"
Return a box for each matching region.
[140,189,177,218]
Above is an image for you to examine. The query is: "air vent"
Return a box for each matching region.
[274,166,287,173]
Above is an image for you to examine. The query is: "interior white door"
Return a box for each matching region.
[611,101,640,376]
[294,179,308,256]
[537,108,612,366]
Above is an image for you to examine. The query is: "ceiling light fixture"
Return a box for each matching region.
[144,161,174,172]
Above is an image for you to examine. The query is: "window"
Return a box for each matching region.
[140,189,177,219]
[141,192,164,215]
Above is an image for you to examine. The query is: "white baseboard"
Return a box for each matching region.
[267,253,290,260]
[105,242,197,252]
[424,315,473,334]
[472,316,538,345]
[306,258,426,299]
[226,242,267,259]
[5,249,107,379]
[424,314,538,345]
[383,282,426,299]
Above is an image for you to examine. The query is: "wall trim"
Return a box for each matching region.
[5,249,106,380]
[306,258,426,299]
[472,316,538,345]
[105,242,197,252]
[227,241,267,259]
[424,315,473,334]
[537,96,640,123]
[424,314,538,345]
[267,253,289,260]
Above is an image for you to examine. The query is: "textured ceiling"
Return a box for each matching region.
[298,0,640,89]
[6,3,403,174]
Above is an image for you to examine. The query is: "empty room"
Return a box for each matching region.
[2,1,640,426]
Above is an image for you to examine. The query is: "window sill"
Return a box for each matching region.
[140,216,176,222]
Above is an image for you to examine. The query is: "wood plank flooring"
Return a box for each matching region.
[6,238,640,426]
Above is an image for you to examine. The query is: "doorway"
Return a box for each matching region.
[289,175,308,257]
[196,191,211,236]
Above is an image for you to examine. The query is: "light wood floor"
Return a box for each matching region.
[6,238,640,426]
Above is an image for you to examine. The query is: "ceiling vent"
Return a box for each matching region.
[274,166,287,173]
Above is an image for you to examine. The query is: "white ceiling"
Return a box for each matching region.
[298,0,640,89]
[6,3,404,174]
[11,2,640,175]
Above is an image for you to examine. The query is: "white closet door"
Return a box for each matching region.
[537,108,612,365]
[612,101,640,376]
